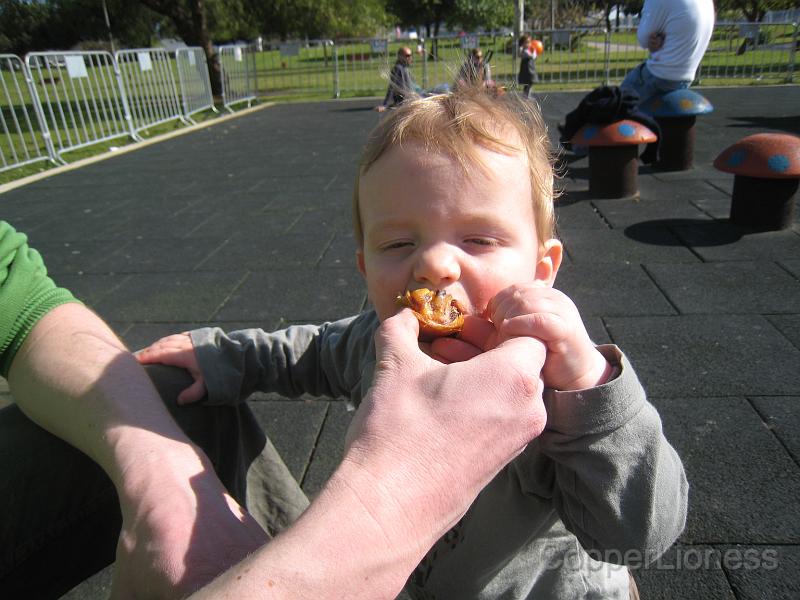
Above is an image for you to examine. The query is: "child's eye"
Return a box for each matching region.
[381,241,414,251]
[465,237,499,247]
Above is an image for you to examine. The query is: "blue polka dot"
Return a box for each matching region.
[618,123,636,137]
[727,150,747,167]
[583,126,598,140]
[768,154,790,173]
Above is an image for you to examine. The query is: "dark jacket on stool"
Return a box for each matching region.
[560,86,661,163]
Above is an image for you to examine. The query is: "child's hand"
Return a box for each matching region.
[135,333,206,405]
[488,284,612,391]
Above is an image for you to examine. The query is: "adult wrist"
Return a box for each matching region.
[111,430,216,513]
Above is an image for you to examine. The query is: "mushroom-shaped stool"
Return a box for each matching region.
[640,89,713,171]
[713,133,800,230]
[571,120,658,199]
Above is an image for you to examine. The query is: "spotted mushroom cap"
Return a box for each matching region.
[713,133,800,179]
[570,119,657,147]
[639,89,714,117]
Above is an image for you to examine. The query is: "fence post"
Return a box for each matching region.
[603,29,611,86]
[787,21,798,83]
[333,42,340,98]
[20,57,60,165]
[112,53,140,141]
[422,38,429,89]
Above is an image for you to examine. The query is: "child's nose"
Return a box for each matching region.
[413,244,461,287]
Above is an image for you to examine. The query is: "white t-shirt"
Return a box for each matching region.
[637,0,715,81]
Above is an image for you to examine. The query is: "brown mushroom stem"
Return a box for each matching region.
[589,146,639,198]
[730,175,798,230]
[655,115,696,172]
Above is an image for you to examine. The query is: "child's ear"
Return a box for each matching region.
[356,248,367,277]
[534,238,563,287]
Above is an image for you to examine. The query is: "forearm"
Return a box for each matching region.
[191,456,456,600]
[192,315,371,405]
[8,303,214,498]
[540,346,688,557]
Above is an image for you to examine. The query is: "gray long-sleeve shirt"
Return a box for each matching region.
[191,310,688,599]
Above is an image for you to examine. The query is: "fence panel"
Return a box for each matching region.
[255,40,333,98]
[25,51,134,160]
[175,47,216,121]
[0,54,54,173]
[116,48,185,134]
[219,45,257,111]
[699,22,798,84]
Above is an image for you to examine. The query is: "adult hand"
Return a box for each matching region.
[345,309,548,539]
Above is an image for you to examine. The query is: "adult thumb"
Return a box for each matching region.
[374,309,422,366]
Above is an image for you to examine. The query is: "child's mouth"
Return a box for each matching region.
[396,288,466,341]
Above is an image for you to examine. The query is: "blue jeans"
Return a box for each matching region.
[620,62,691,105]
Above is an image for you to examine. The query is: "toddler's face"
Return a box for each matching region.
[357,142,557,322]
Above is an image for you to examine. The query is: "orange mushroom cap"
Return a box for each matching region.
[570,119,657,147]
[713,133,800,179]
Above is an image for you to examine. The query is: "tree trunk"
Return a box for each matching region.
[137,0,222,96]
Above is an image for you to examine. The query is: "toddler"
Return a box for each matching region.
[139,88,688,599]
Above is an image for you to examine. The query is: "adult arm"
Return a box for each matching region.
[190,309,549,599]
[2,221,267,598]
[636,0,666,49]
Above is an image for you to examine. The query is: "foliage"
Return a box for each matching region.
[716,0,799,22]
[452,0,514,32]
[0,0,167,54]
[250,0,391,40]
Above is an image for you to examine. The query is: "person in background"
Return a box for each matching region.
[620,0,715,104]
[517,34,539,99]
[455,48,491,90]
[375,46,420,112]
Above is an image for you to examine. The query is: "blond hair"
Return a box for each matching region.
[353,87,556,248]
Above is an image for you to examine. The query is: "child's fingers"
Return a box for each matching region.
[135,334,195,366]
[430,337,483,364]
[458,315,497,351]
[489,285,557,324]
[499,312,567,344]
[177,378,207,405]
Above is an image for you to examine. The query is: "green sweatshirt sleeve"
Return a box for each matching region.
[0,221,81,378]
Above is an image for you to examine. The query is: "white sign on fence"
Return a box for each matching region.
[137,51,153,71]
[279,43,301,57]
[370,39,388,53]
[460,34,479,49]
[65,55,88,78]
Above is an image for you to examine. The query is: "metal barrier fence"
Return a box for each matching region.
[257,39,334,97]
[0,54,53,174]
[25,50,134,162]
[176,47,216,121]
[116,48,186,134]
[2,23,797,175]
[252,21,798,99]
[219,44,257,111]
